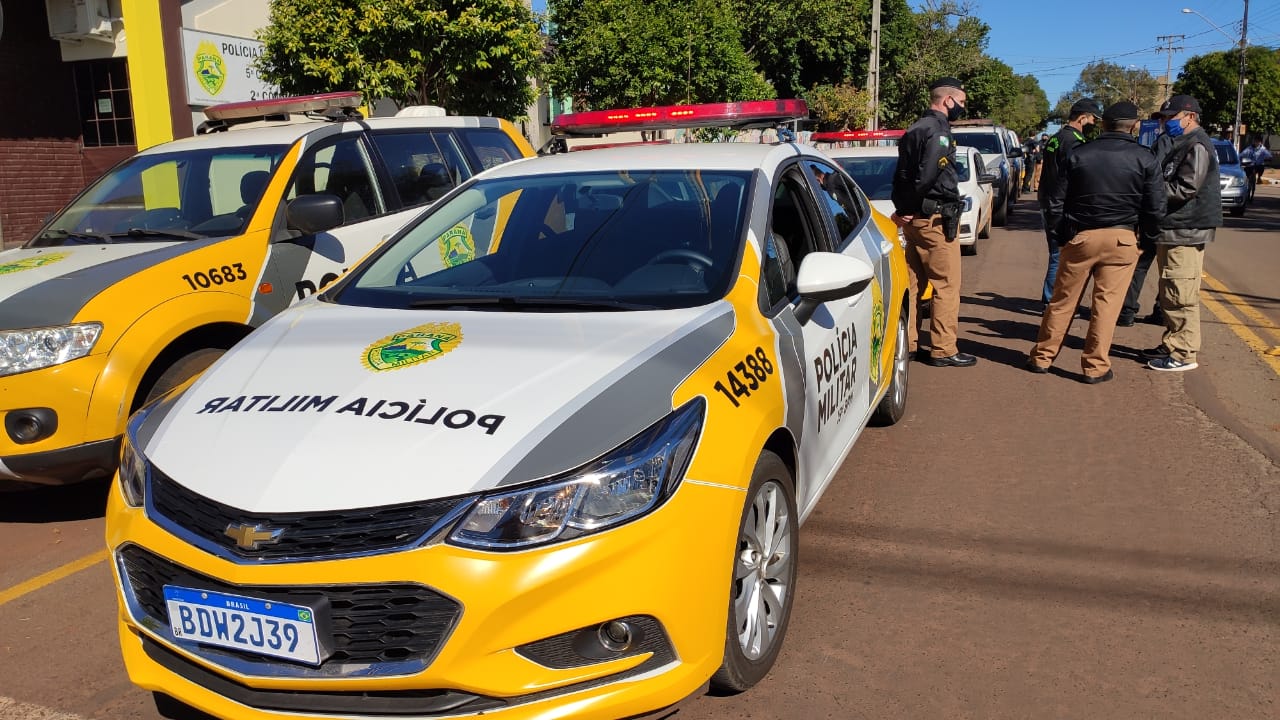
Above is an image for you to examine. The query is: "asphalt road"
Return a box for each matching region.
[2,190,1277,720]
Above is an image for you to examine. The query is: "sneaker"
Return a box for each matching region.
[1147,356,1198,372]
[1142,344,1172,359]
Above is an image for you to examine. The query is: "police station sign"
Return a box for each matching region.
[180,29,280,106]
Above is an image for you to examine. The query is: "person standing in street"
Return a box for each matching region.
[1145,94,1221,372]
[1118,112,1175,327]
[1027,102,1165,383]
[1037,98,1101,308]
[1240,136,1272,201]
[890,77,976,368]
[1031,133,1049,191]
[1021,135,1041,192]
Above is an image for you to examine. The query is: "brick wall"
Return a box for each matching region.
[0,140,86,247]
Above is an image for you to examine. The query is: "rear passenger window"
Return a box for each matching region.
[370,131,472,208]
[461,128,523,170]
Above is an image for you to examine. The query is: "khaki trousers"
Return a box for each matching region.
[1157,244,1205,363]
[1030,227,1140,376]
[1031,161,1043,191]
[904,214,961,357]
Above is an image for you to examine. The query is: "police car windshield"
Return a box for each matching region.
[30,145,286,247]
[335,170,752,312]
[952,132,1002,155]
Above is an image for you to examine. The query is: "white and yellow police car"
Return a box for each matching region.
[106,100,911,720]
[0,92,533,489]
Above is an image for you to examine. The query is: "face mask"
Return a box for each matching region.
[946,100,966,122]
[1164,118,1185,137]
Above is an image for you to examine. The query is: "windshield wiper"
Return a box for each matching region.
[109,227,203,241]
[408,295,655,311]
[36,229,114,245]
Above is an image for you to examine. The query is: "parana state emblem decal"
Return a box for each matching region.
[361,322,462,372]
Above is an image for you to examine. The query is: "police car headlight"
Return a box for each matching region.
[0,323,102,377]
[117,405,155,507]
[449,398,704,550]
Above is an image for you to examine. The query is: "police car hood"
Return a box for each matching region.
[140,300,734,513]
[0,241,202,329]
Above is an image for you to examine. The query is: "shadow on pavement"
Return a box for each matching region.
[0,477,110,523]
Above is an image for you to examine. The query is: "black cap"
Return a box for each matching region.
[929,77,964,91]
[1069,97,1102,118]
[1159,94,1202,115]
[1102,101,1140,121]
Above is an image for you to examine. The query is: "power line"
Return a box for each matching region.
[1156,34,1185,102]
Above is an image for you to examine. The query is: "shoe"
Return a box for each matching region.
[1147,356,1198,372]
[924,352,977,367]
[1116,315,1135,327]
[914,349,931,363]
[1141,310,1165,325]
[1025,359,1050,374]
[1142,344,1171,359]
[1080,369,1114,384]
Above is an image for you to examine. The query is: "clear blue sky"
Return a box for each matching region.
[531,0,1277,105]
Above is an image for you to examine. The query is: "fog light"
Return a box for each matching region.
[5,408,57,444]
[597,620,633,652]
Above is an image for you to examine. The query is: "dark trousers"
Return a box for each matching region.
[1120,241,1157,321]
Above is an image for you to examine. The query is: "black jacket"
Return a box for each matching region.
[1037,124,1086,215]
[1059,131,1165,241]
[892,109,959,215]
[1158,127,1222,243]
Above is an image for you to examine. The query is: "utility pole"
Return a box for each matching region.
[866,0,881,130]
[1156,34,1184,103]
[1234,0,1250,148]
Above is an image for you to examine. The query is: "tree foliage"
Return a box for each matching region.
[544,0,772,109]
[732,0,867,100]
[804,81,872,130]
[256,0,543,118]
[1174,47,1280,137]
[1053,61,1162,120]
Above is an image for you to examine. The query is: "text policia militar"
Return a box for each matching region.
[195,394,505,435]
[815,321,859,432]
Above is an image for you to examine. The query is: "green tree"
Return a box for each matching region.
[732,0,868,99]
[1053,60,1162,121]
[1174,46,1280,137]
[256,0,543,118]
[997,74,1050,138]
[804,81,872,130]
[545,0,773,109]
[885,0,990,126]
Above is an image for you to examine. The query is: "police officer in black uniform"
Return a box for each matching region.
[1037,97,1101,308]
[891,77,975,367]
[1027,101,1166,383]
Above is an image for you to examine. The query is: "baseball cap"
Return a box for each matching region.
[1102,101,1140,122]
[929,77,964,91]
[1159,94,1202,115]
[1069,98,1102,118]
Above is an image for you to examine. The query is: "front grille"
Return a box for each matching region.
[119,545,460,669]
[148,466,466,561]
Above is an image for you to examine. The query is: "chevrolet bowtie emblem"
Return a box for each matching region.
[224,523,284,550]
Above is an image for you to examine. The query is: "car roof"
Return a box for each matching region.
[137,116,507,155]
[480,143,813,179]
[822,146,897,158]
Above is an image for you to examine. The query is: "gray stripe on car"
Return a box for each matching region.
[480,304,736,490]
[771,310,807,449]
[0,238,224,329]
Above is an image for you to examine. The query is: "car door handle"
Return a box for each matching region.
[880,239,894,254]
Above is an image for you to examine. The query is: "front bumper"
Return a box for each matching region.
[1221,189,1247,208]
[108,477,743,720]
[0,353,113,486]
[0,438,118,486]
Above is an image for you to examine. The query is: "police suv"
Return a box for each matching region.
[107,100,911,720]
[0,92,533,489]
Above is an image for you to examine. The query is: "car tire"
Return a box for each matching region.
[961,241,977,256]
[710,451,798,694]
[142,348,225,406]
[1230,206,1245,217]
[871,305,910,426]
[978,214,991,239]
[992,196,1008,226]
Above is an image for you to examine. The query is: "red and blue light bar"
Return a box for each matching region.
[552,99,809,135]
[810,129,905,142]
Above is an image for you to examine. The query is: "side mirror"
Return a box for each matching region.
[793,252,875,324]
[978,172,998,185]
[286,194,345,236]
[1241,157,1254,167]
[1006,147,1024,158]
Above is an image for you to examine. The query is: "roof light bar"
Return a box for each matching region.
[203,91,364,122]
[811,129,905,142]
[551,99,809,135]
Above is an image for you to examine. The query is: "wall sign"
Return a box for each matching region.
[180,28,280,106]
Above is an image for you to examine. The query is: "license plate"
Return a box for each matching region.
[163,585,322,665]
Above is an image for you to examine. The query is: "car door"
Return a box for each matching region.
[761,160,874,516]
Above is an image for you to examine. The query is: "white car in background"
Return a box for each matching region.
[817,133,995,255]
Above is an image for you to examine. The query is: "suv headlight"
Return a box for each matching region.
[117,405,155,507]
[962,196,973,212]
[1227,175,1246,188]
[449,398,704,550]
[0,323,102,377]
